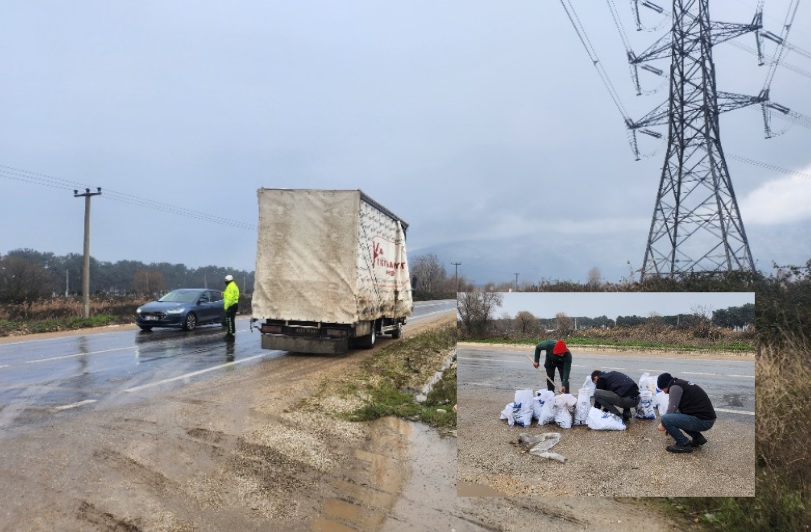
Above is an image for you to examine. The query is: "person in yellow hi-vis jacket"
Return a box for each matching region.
[223,274,240,339]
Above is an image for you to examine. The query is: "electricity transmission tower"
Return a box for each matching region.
[562,0,807,280]
[635,1,761,278]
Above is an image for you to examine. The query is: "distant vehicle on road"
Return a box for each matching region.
[136,289,225,331]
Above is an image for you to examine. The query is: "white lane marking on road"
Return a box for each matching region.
[457,359,754,381]
[0,365,7,369]
[411,309,455,320]
[682,371,754,379]
[716,408,755,416]
[26,346,133,363]
[124,353,269,393]
[53,399,97,411]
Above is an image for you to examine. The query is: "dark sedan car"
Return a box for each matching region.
[135,288,225,331]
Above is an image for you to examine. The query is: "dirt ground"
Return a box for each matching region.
[0,319,685,531]
[457,342,756,499]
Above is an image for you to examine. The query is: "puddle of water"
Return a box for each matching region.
[722,393,744,407]
[313,416,409,531]
[415,351,455,403]
[382,421,472,531]
[456,481,507,497]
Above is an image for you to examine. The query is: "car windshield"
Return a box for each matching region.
[157,290,199,303]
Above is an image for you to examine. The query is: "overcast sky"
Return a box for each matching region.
[1,1,809,283]
[494,291,755,320]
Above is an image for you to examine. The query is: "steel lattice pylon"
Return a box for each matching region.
[641,0,755,279]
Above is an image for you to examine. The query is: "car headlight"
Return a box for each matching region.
[165,308,184,314]
[136,308,142,314]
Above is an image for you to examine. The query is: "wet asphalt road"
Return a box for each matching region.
[0,300,455,430]
[457,346,755,419]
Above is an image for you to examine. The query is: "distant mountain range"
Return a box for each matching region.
[412,223,810,285]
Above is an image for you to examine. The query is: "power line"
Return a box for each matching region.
[727,152,811,180]
[0,164,257,231]
[760,0,801,93]
[560,0,632,124]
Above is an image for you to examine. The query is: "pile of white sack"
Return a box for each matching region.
[499,373,671,431]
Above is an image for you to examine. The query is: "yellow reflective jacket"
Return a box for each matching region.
[224,281,240,309]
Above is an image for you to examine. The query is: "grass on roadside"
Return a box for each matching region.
[345,324,457,430]
[466,336,753,353]
[0,314,126,336]
[645,338,811,531]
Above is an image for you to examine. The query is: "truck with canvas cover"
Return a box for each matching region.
[252,189,413,354]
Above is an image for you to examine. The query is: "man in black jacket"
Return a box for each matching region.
[591,370,640,421]
[656,372,717,453]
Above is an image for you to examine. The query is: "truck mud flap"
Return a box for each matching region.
[261,334,350,355]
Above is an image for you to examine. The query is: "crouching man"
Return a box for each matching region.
[656,372,716,453]
[591,370,640,422]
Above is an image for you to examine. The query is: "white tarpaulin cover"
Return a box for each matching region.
[253,189,412,324]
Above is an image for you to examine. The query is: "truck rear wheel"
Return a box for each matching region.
[359,322,376,349]
[390,323,402,339]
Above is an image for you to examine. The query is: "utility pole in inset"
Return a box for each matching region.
[65,269,69,297]
[74,187,102,318]
[451,262,461,293]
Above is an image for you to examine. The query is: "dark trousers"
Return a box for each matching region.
[225,304,238,335]
[544,361,568,392]
[661,413,715,446]
[593,389,640,417]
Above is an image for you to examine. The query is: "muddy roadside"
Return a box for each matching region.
[0,312,452,530]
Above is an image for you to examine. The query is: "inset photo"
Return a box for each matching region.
[456,291,755,497]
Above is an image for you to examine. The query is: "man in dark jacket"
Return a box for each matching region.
[533,340,572,393]
[591,370,640,421]
[656,372,716,453]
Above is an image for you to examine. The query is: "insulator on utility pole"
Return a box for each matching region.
[74,187,102,318]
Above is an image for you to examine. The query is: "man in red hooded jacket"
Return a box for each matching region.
[533,339,572,393]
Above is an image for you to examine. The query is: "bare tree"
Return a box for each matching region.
[411,253,448,294]
[457,289,504,338]
[555,312,574,338]
[688,304,719,339]
[587,267,602,288]
[133,270,166,297]
[513,310,540,336]
[0,256,55,316]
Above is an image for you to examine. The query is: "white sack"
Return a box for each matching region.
[553,393,577,429]
[574,389,592,425]
[518,432,561,453]
[581,375,596,397]
[530,451,567,463]
[514,389,533,407]
[586,406,627,431]
[536,390,557,425]
[500,390,534,427]
[499,402,517,426]
[635,390,657,419]
[638,372,657,394]
[656,390,669,416]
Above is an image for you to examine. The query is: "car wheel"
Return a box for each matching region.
[138,325,153,331]
[183,313,197,331]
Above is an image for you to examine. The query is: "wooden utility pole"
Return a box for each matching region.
[74,187,102,318]
[451,262,461,293]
